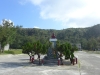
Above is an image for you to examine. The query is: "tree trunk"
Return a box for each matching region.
[38,54,41,64]
[60,53,63,65]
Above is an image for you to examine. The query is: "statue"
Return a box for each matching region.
[46,33,57,59]
[51,33,56,38]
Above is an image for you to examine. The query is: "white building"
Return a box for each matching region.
[76,43,81,51]
[4,44,9,50]
[0,43,9,51]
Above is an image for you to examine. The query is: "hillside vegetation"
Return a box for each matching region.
[0,22,100,50]
[11,24,100,50]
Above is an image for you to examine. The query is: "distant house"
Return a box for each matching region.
[4,44,9,50]
[76,43,82,51]
[0,43,9,51]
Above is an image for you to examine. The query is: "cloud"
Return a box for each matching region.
[34,26,40,29]
[19,0,29,5]
[20,0,100,28]
[19,0,45,5]
[29,0,45,5]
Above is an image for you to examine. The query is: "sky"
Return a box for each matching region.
[0,0,100,30]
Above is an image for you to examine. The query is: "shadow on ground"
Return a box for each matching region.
[0,58,73,68]
[0,62,30,68]
[30,59,72,67]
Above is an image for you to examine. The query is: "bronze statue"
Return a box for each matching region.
[51,33,56,38]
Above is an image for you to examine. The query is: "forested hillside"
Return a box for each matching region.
[10,24,100,50]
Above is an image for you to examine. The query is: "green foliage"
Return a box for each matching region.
[56,42,75,59]
[22,42,33,54]
[22,41,48,55]
[1,21,100,51]
[41,44,47,54]
[1,20,100,57]
[12,49,22,54]
[56,41,60,51]
[72,45,78,51]
[0,49,22,55]
[3,50,15,54]
[0,23,17,49]
[63,43,71,59]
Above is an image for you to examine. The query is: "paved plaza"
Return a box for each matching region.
[0,51,100,75]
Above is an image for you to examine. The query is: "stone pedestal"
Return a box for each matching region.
[47,47,54,59]
[46,33,57,59]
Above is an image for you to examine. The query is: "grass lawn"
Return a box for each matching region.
[0,49,22,55]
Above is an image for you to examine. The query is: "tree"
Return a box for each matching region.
[56,41,60,51]
[22,42,35,62]
[41,44,47,54]
[1,22,99,50]
[22,41,47,64]
[22,42,33,55]
[0,19,16,52]
[64,43,71,59]
[56,42,77,64]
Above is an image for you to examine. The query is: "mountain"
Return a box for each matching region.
[11,24,100,50]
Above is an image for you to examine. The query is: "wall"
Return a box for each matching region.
[4,44,9,50]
